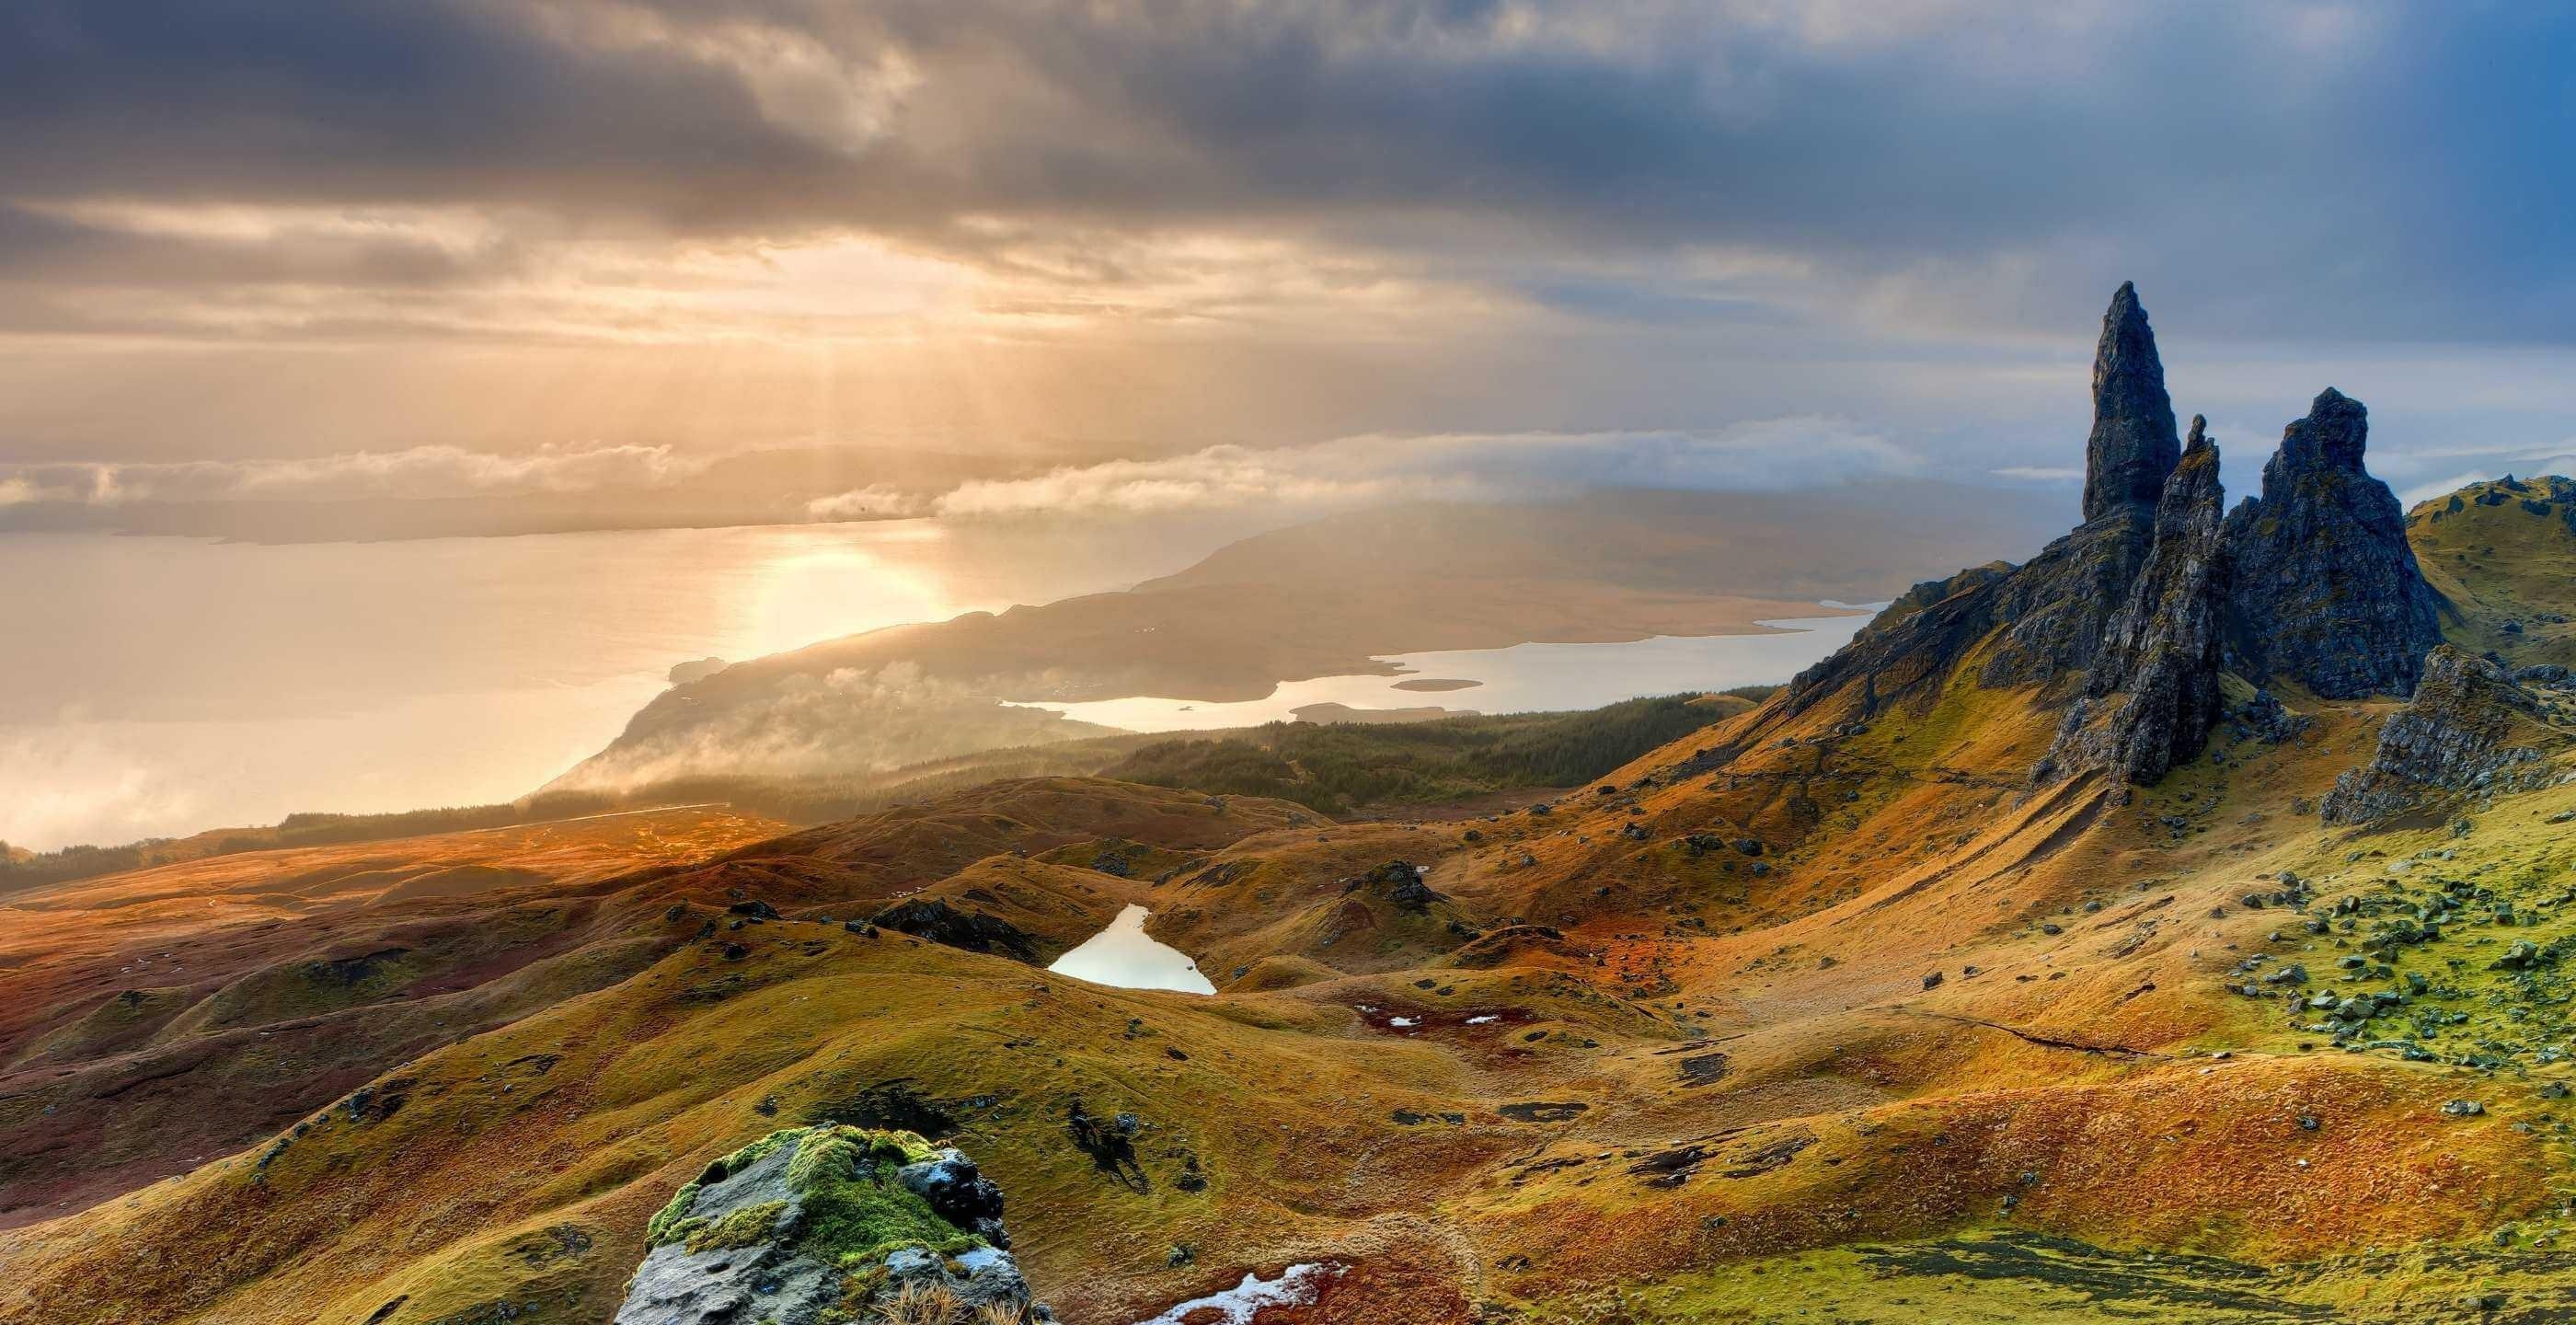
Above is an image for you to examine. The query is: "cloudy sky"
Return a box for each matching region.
[6,0,2575,522]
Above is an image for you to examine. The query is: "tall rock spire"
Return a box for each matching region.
[2042,415,2228,783]
[2081,282,2181,524]
[2220,388,2444,697]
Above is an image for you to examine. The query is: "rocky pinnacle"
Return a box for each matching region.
[2081,282,2182,524]
[2220,387,2444,697]
[2044,415,2228,783]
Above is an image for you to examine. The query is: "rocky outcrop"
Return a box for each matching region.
[2082,281,2183,523]
[871,898,1041,962]
[1973,503,2157,691]
[1784,288,2446,794]
[2320,647,2557,824]
[2042,418,2228,783]
[1346,859,1442,912]
[1856,562,2014,643]
[1785,284,2174,718]
[615,1125,1046,1325]
[2222,388,2444,698]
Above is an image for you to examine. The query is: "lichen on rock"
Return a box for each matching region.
[613,1125,1046,1324]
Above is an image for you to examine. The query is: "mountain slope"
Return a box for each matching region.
[12,288,2576,1323]
[547,490,2058,799]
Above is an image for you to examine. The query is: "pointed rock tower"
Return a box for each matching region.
[2081,281,2182,524]
[1782,285,2444,789]
[2221,388,2444,697]
[1975,282,2178,688]
[1783,282,2191,717]
[2043,416,2229,783]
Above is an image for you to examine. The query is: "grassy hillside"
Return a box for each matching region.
[1098,692,1763,814]
[14,484,2576,1322]
[2410,473,2576,667]
[5,693,1767,895]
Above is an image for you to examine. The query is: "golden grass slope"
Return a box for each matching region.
[9,482,2576,1322]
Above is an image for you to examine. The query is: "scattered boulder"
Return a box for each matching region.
[1348,859,1443,912]
[869,899,1041,962]
[2234,690,2311,743]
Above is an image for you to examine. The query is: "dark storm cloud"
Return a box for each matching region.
[2,1,2572,346]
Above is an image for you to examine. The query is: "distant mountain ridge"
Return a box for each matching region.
[547,487,2057,798]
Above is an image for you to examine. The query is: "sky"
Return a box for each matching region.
[5,0,2576,526]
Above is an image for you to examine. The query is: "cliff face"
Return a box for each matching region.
[2222,388,2445,698]
[1789,284,2445,789]
[2043,417,2228,784]
[2082,281,2183,523]
[2320,646,2556,824]
[1783,284,2176,720]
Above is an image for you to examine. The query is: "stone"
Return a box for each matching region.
[2236,690,2310,743]
[2082,282,2183,523]
[1356,859,1443,911]
[2042,417,2228,783]
[2221,388,2443,697]
[2320,647,2556,824]
[897,1148,1010,1247]
[868,898,1041,962]
[613,1126,1047,1325]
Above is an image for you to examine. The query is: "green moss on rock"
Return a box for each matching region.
[644,1180,703,1246]
[684,1199,788,1253]
[647,1126,980,1269]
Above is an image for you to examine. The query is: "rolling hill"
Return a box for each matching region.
[10,286,2576,1323]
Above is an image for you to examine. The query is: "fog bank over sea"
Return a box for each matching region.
[0,517,1246,850]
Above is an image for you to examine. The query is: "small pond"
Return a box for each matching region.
[1047,904,1215,994]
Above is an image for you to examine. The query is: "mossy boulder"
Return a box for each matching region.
[613,1125,1043,1324]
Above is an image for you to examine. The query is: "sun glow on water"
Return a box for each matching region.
[742,536,955,658]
